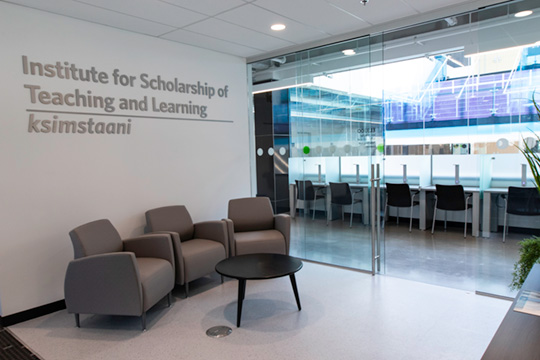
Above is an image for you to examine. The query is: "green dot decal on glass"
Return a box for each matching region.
[377,143,384,153]
[303,146,310,154]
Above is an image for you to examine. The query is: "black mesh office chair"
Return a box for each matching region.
[431,184,472,238]
[328,182,362,227]
[384,183,419,232]
[503,187,540,243]
[295,180,326,220]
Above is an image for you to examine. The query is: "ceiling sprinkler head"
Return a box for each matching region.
[360,0,369,5]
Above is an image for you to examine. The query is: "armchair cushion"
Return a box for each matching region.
[234,230,287,255]
[228,197,274,232]
[69,219,123,258]
[136,257,174,312]
[145,205,194,241]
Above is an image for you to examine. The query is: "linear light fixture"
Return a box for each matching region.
[271,23,286,31]
[515,10,533,18]
[252,76,314,94]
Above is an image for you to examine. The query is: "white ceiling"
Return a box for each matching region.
[3,0,508,61]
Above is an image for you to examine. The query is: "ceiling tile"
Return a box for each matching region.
[328,0,418,25]
[161,28,261,57]
[76,0,207,27]
[254,0,369,36]
[159,0,247,16]
[6,0,174,36]
[184,18,295,51]
[217,4,331,44]
[2,0,514,59]
[403,0,471,13]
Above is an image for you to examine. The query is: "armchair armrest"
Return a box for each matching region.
[274,214,291,254]
[123,234,174,269]
[144,231,183,285]
[222,218,235,256]
[194,220,228,257]
[64,252,143,316]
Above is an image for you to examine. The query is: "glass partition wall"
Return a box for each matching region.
[250,0,540,296]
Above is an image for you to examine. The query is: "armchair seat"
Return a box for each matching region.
[234,229,287,255]
[137,258,176,310]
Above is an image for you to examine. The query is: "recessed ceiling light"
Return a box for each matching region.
[515,10,533,17]
[271,24,286,31]
[342,49,356,56]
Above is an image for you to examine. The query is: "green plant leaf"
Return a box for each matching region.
[511,236,540,290]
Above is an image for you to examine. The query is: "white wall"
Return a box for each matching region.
[0,3,251,316]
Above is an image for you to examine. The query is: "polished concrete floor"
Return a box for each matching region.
[9,261,510,360]
[290,211,522,298]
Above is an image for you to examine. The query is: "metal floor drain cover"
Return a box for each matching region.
[206,326,232,338]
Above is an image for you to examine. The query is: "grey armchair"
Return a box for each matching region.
[64,219,175,330]
[225,197,290,256]
[145,205,228,297]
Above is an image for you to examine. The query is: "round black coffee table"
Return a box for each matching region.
[215,253,303,327]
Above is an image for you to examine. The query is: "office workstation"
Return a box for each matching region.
[287,151,540,239]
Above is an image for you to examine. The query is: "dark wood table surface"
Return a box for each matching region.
[482,263,540,359]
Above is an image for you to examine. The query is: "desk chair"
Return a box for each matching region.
[328,182,362,228]
[431,184,472,238]
[503,187,540,243]
[295,180,326,220]
[384,183,419,232]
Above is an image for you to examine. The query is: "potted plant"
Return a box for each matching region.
[511,97,540,290]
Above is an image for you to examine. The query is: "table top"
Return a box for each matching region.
[484,187,510,194]
[482,264,540,359]
[418,185,480,192]
[215,253,303,280]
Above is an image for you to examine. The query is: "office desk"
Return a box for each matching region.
[482,264,540,359]
[418,185,480,237]
[482,188,508,238]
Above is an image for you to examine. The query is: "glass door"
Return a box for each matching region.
[287,36,385,273]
